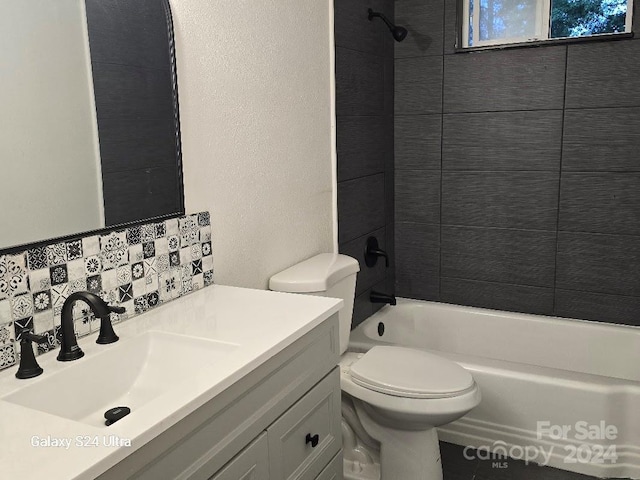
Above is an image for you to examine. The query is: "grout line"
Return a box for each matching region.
[551,45,570,315]
[335,44,393,59]
[336,171,386,185]
[437,0,447,302]
[438,47,445,301]
[440,274,554,290]
[398,220,640,239]
[395,104,640,118]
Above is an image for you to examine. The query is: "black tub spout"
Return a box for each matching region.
[370,291,396,306]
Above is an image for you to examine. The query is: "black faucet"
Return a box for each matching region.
[364,236,389,268]
[58,292,125,362]
[370,291,396,306]
[15,333,49,379]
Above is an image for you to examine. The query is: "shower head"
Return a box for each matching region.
[368,8,408,42]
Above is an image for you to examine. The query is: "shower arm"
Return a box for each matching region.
[368,9,394,30]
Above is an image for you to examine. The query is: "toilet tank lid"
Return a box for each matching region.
[269,253,360,293]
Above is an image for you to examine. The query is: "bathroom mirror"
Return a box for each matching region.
[0,0,183,252]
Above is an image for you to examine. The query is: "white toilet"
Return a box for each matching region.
[270,253,481,480]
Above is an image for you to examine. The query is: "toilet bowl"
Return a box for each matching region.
[270,254,481,479]
[340,350,480,479]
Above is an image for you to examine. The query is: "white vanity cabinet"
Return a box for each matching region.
[97,313,343,480]
[210,433,269,480]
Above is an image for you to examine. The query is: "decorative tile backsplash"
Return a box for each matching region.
[0,212,214,373]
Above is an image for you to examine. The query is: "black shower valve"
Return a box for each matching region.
[364,236,390,268]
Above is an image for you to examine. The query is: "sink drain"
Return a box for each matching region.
[105,406,131,426]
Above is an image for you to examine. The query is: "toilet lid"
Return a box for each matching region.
[349,346,475,399]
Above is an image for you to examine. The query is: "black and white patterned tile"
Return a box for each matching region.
[0,211,214,373]
[0,343,16,368]
[46,243,67,266]
[27,247,48,271]
[100,231,129,270]
[32,290,51,313]
[0,254,28,300]
[179,215,200,247]
[66,240,83,261]
[0,322,13,344]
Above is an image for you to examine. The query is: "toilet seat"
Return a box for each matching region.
[340,350,481,426]
[350,346,475,399]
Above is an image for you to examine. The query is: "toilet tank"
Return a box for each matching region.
[269,253,359,355]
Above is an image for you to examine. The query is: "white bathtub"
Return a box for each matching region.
[349,298,640,479]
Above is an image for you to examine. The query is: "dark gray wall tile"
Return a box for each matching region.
[337,116,388,182]
[395,115,442,170]
[98,117,176,173]
[386,222,396,271]
[442,172,559,230]
[334,0,385,55]
[336,0,640,324]
[103,166,182,226]
[443,47,566,112]
[442,111,563,171]
[381,0,397,58]
[388,0,640,326]
[441,277,554,315]
[338,174,386,243]
[385,170,395,225]
[384,56,395,115]
[85,0,170,70]
[443,0,458,54]
[556,232,640,296]
[395,56,443,114]
[352,290,374,329]
[566,41,640,109]
[562,107,640,171]
[395,0,444,57]
[559,173,640,236]
[395,223,440,300]
[555,290,640,326]
[336,0,394,328]
[336,47,385,116]
[441,226,556,287]
[395,170,441,224]
[384,116,395,171]
[92,63,173,120]
[340,227,388,295]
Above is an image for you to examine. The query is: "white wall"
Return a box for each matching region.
[0,0,104,249]
[173,0,337,289]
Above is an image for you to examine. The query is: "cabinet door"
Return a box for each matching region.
[315,452,343,480]
[209,433,269,480]
[267,369,341,480]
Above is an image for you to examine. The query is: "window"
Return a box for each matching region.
[461,0,633,48]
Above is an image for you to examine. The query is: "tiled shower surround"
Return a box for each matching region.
[0,212,214,373]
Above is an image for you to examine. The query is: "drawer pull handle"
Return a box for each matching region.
[305,433,319,448]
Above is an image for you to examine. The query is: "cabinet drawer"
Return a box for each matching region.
[315,451,343,480]
[209,433,269,480]
[268,368,341,480]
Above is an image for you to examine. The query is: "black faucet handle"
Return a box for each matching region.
[23,332,48,344]
[372,248,390,267]
[107,304,126,315]
[96,304,122,345]
[16,333,49,379]
[364,236,390,268]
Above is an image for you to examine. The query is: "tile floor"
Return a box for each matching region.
[441,442,611,480]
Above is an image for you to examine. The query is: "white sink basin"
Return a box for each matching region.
[2,331,239,428]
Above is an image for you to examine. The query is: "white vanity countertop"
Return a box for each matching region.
[0,285,342,480]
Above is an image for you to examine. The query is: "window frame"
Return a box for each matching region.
[457,0,635,50]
